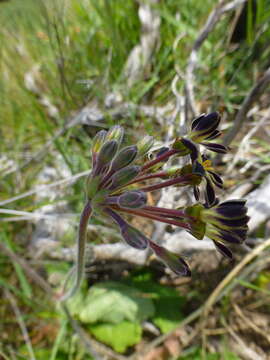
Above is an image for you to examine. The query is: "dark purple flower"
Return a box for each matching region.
[189,112,228,154]
[186,199,249,260]
[61,122,249,300]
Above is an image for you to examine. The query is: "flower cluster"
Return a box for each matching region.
[61,113,249,300]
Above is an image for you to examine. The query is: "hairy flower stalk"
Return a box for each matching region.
[61,115,249,300]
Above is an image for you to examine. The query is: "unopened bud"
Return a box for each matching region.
[137,135,154,156]
[111,165,140,189]
[149,241,191,276]
[121,224,149,249]
[97,140,118,165]
[111,145,138,171]
[106,125,124,144]
[118,191,146,209]
[92,130,107,155]
[106,208,148,249]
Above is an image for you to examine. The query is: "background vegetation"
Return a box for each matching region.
[1,0,270,359]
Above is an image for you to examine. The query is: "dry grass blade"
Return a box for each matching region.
[201,238,270,322]
[0,170,90,207]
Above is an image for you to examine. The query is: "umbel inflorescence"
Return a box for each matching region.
[61,112,249,301]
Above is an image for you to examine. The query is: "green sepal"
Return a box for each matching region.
[185,204,205,240]
[165,166,182,177]
[86,175,101,200]
[172,137,191,155]
[137,135,154,156]
[91,189,109,208]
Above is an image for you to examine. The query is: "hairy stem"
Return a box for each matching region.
[143,205,193,219]
[60,201,92,301]
[138,175,192,192]
[141,149,178,172]
[114,206,190,230]
[126,171,168,186]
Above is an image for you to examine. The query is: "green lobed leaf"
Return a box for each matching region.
[125,269,186,333]
[88,321,142,353]
[152,297,185,333]
[68,281,154,324]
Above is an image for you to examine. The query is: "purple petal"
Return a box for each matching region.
[208,171,223,187]
[217,216,250,228]
[201,142,228,154]
[193,186,200,201]
[216,204,247,218]
[233,228,248,241]
[205,178,216,207]
[191,114,206,130]
[181,138,199,161]
[204,130,222,140]
[213,241,233,260]
[192,112,220,133]
[218,229,243,244]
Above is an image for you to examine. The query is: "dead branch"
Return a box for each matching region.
[185,0,247,117]
[122,0,161,87]
[245,174,270,233]
[223,66,270,146]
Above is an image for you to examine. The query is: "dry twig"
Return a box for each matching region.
[185,0,247,117]
[223,66,270,146]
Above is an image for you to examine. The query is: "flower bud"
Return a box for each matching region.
[137,135,154,156]
[97,140,118,165]
[92,130,107,155]
[118,191,147,209]
[149,241,191,276]
[200,142,228,154]
[111,145,138,171]
[106,125,124,145]
[110,165,141,189]
[106,208,148,249]
[121,224,149,249]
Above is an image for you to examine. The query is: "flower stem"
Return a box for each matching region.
[114,206,190,230]
[126,171,168,186]
[60,201,92,302]
[141,149,178,172]
[138,175,192,192]
[143,205,192,219]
